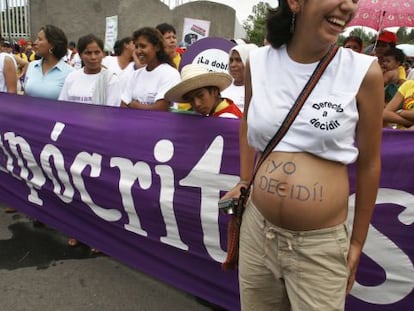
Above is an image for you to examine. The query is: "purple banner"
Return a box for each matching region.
[0,93,413,310]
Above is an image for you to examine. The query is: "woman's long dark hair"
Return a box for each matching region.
[266,0,294,48]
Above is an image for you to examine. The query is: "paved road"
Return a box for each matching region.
[0,205,224,311]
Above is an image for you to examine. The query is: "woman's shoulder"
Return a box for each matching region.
[338,46,376,64]
[28,59,41,68]
[158,63,179,72]
[102,55,116,64]
[250,45,272,58]
[155,63,180,78]
[101,68,120,83]
[64,68,85,81]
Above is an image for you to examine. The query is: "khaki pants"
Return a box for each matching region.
[239,200,349,311]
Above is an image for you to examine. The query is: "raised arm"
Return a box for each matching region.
[122,98,170,111]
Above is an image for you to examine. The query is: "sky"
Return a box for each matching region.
[212,0,278,21]
[165,0,279,22]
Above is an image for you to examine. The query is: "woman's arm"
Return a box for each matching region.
[124,98,170,111]
[13,55,28,78]
[221,59,256,199]
[383,91,414,127]
[347,60,384,294]
[3,56,17,93]
[239,59,256,182]
[398,109,414,123]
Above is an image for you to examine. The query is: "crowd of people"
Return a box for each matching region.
[1,22,412,130]
[0,21,250,253]
[342,30,414,129]
[0,0,410,308]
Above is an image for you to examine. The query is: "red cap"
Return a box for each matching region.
[378,31,397,44]
[18,38,27,46]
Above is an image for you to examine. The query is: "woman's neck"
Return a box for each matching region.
[233,79,244,86]
[146,60,161,71]
[287,38,332,64]
[41,55,59,73]
[117,53,132,69]
[84,66,102,74]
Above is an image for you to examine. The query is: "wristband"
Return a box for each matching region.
[237,180,250,186]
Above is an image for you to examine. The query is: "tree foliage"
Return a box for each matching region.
[243,2,268,46]
[337,27,377,47]
[243,2,414,48]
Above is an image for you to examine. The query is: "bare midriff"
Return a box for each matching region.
[251,151,349,231]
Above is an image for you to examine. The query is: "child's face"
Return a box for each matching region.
[184,87,219,116]
[382,55,400,72]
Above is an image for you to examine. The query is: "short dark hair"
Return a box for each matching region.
[40,24,68,59]
[0,40,11,48]
[77,34,104,54]
[343,36,363,49]
[383,47,406,65]
[113,36,133,56]
[155,23,176,35]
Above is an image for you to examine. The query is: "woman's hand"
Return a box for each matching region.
[346,241,362,294]
[220,181,249,200]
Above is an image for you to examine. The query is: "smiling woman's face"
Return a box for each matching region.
[134,35,159,68]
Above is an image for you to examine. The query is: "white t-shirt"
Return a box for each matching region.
[0,52,17,92]
[69,53,82,69]
[121,63,180,105]
[58,68,121,106]
[407,68,414,80]
[102,56,135,92]
[221,82,245,111]
[248,45,375,165]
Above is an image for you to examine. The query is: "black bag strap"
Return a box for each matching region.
[245,44,339,190]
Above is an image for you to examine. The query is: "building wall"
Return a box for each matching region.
[29,0,235,45]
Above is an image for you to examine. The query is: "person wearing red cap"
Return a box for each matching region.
[373,30,407,90]
[18,38,27,47]
[374,30,397,60]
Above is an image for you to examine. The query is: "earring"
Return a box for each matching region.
[290,13,296,33]
[48,48,53,54]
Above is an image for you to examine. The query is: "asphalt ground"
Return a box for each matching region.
[0,204,226,311]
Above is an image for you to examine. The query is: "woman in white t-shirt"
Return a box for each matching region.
[221,43,258,112]
[121,27,180,111]
[102,36,137,92]
[59,34,122,252]
[59,34,121,107]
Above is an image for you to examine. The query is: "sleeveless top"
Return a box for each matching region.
[0,53,17,92]
[247,45,376,164]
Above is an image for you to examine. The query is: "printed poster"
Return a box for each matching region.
[104,15,118,52]
[182,17,210,47]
